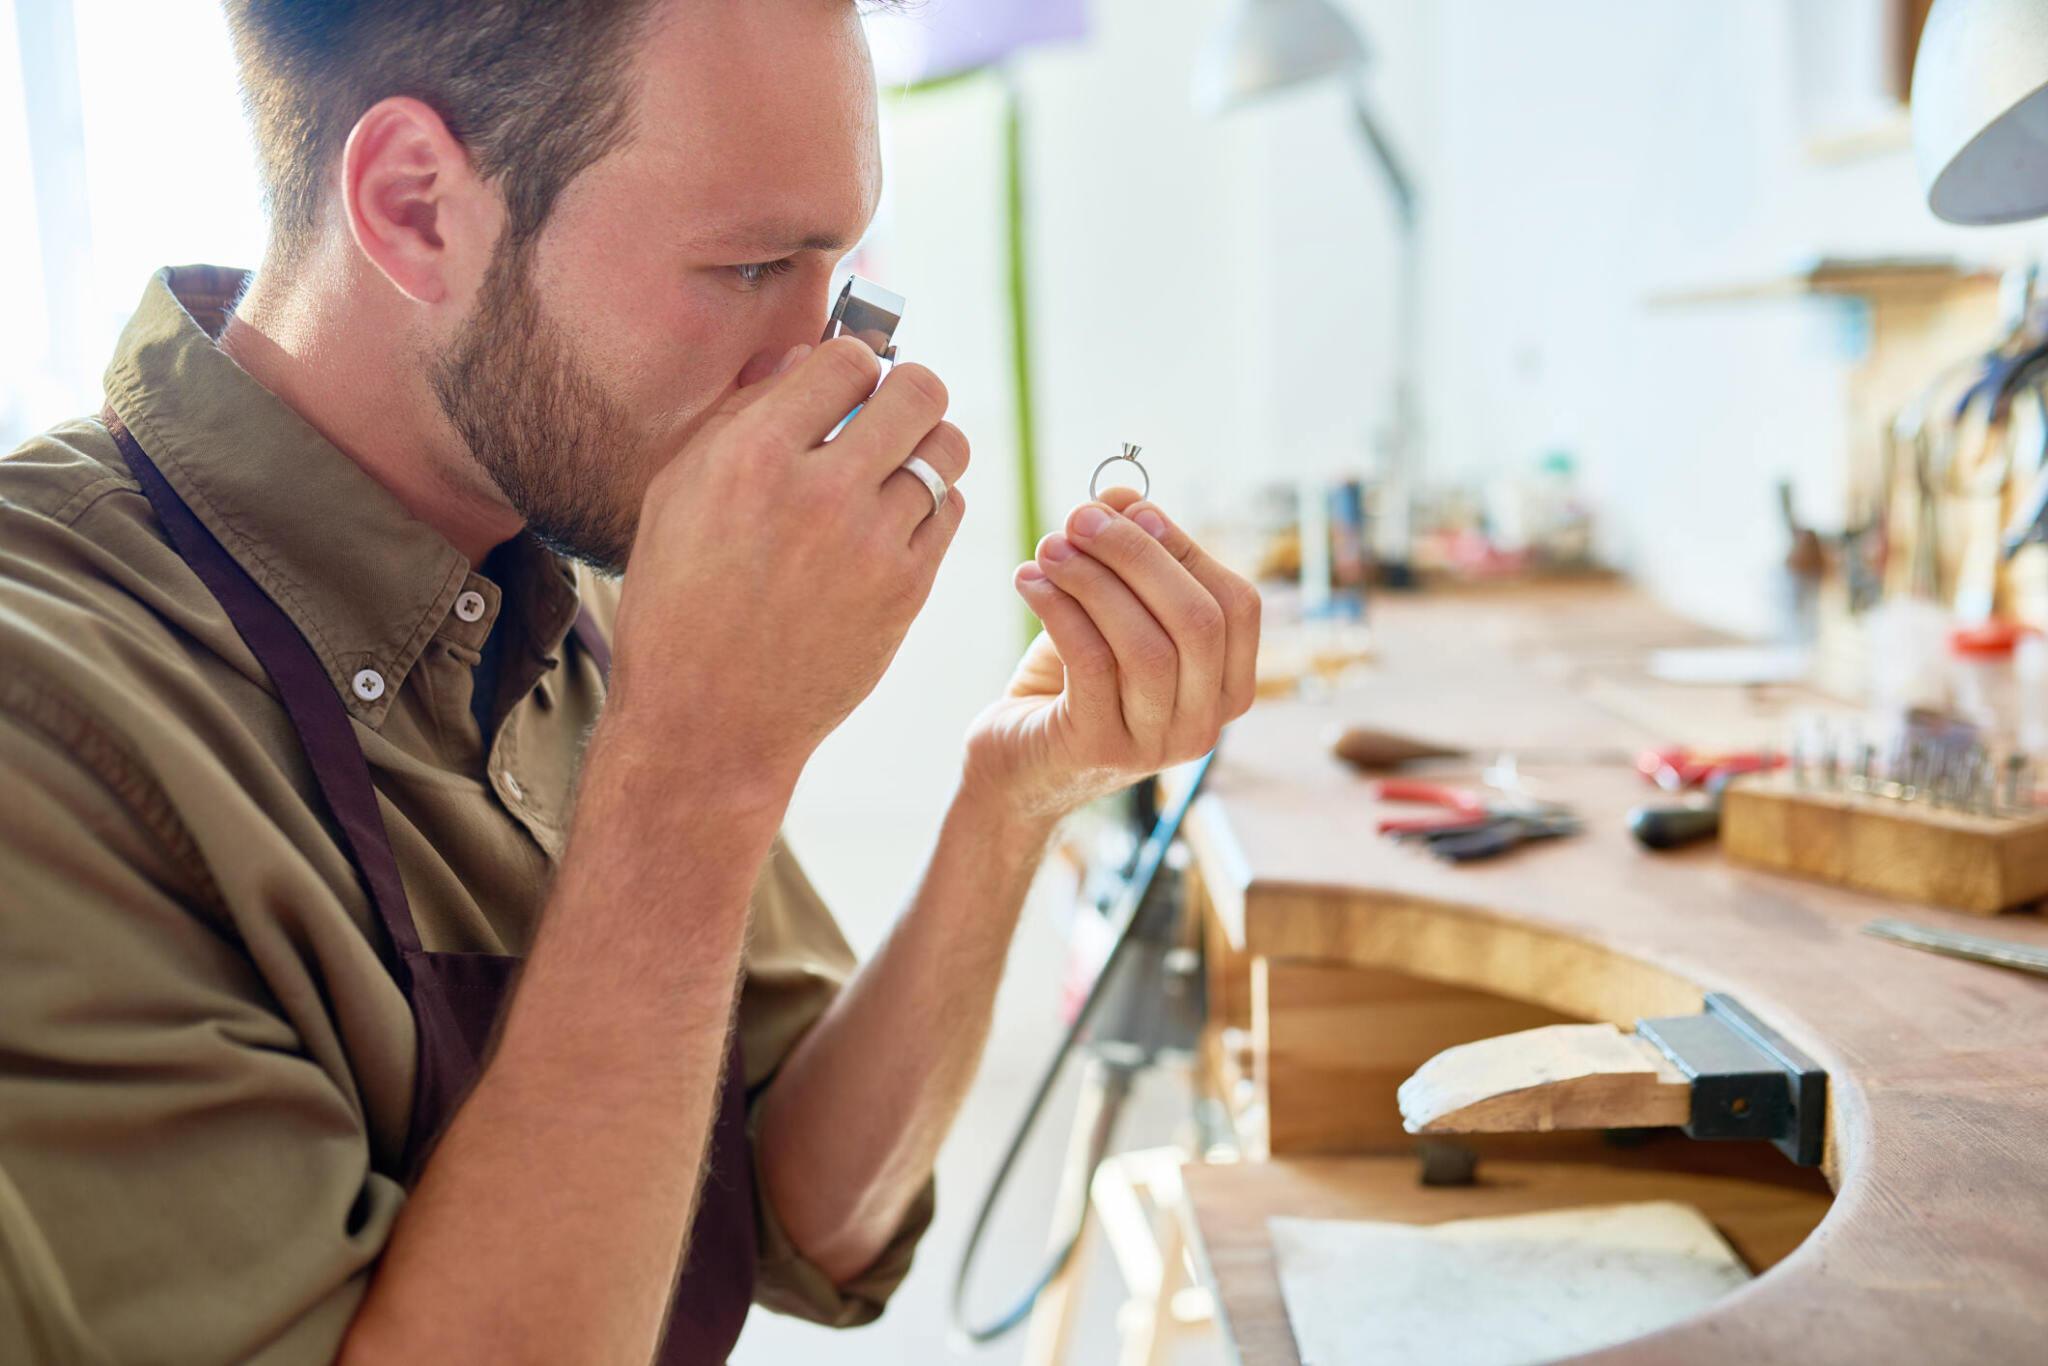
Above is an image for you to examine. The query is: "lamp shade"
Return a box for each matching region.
[1913,0,2048,224]
[1194,0,1368,113]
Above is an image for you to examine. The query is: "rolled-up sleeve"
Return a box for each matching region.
[0,701,398,1366]
[745,1110,937,1327]
[737,837,938,1326]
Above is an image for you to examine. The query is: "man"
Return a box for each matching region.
[0,0,1258,1361]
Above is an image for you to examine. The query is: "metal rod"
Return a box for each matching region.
[1865,918,2048,978]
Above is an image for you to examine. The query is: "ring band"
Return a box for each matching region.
[1089,453,1149,502]
[900,455,947,519]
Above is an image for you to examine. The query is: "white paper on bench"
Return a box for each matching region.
[1268,1200,1752,1366]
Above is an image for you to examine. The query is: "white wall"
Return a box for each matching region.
[1414,0,2048,635]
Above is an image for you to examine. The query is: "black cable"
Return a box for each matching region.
[949,747,1218,1346]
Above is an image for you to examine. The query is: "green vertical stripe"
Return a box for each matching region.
[1002,74,1044,647]
[889,69,1045,646]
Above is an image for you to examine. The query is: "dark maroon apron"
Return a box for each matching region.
[105,408,756,1362]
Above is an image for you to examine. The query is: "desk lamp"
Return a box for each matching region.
[1196,0,1419,583]
[1915,0,2048,223]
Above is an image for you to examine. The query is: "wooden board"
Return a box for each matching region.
[1721,773,2048,915]
[1397,1023,1691,1136]
[1179,1157,1831,1366]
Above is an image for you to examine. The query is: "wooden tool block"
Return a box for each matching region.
[1720,773,2048,915]
[1252,959,1573,1155]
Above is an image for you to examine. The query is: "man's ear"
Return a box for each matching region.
[339,96,497,306]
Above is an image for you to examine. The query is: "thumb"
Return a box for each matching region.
[1013,563,1123,735]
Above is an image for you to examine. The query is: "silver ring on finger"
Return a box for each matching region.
[900,455,947,519]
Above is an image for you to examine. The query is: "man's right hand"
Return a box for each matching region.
[607,336,969,789]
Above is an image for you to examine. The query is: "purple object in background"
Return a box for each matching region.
[867,0,1090,86]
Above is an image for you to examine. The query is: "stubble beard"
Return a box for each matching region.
[431,244,637,576]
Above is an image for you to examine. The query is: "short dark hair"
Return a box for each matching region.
[224,0,662,266]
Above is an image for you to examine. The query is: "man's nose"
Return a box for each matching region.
[734,274,841,387]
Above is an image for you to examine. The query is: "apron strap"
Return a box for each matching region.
[571,606,612,681]
[105,406,426,975]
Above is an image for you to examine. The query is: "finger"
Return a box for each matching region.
[832,361,950,482]
[909,483,966,557]
[1013,564,1123,736]
[1121,500,1262,721]
[740,336,885,450]
[1098,486,1146,516]
[883,420,971,535]
[1062,503,1225,735]
[1035,530,1176,742]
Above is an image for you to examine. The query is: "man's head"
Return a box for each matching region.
[224,0,884,572]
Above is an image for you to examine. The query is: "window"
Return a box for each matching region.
[2,0,267,445]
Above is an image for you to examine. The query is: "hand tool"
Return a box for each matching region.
[820,275,903,361]
[1329,726,1634,774]
[1864,917,2048,979]
[1329,726,1467,771]
[1406,810,1583,863]
[1628,764,1751,852]
[1628,790,1722,851]
[819,274,904,442]
[1636,747,1783,791]
[1373,779,1580,862]
[1372,779,1490,835]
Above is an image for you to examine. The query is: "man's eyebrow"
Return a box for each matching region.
[692,219,859,256]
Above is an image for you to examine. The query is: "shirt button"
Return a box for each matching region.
[455,590,487,623]
[503,774,525,802]
[352,669,386,702]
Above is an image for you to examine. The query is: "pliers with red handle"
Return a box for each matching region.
[1372,779,1582,862]
[1373,779,1492,835]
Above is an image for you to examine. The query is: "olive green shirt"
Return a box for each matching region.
[0,267,931,1364]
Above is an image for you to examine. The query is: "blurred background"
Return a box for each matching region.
[8,0,2046,1361]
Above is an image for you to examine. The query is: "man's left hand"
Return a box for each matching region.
[964,488,1260,822]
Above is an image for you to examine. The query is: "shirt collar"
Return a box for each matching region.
[102,266,583,725]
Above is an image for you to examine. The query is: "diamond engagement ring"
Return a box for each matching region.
[1089,443,1149,501]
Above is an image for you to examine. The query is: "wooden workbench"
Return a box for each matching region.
[1177,583,2048,1364]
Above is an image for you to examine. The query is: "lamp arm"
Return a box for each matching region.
[1346,75,1417,231]
[1342,73,1421,570]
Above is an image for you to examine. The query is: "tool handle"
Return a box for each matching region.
[1374,778,1486,812]
[1379,814,1492,836]
[1628,802,1721,850]
[1427,822,1524,862]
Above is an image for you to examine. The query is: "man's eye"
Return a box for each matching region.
[734,259,798,288]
